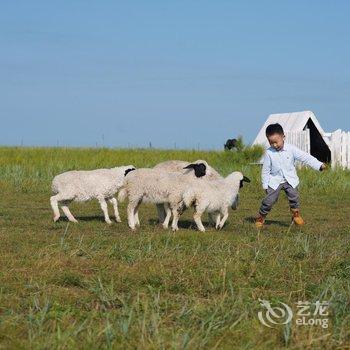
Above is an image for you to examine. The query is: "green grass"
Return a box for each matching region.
[0,146,349,349]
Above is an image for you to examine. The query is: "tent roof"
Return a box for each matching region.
[252,110,326,147]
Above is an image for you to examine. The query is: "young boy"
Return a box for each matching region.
[255,123,326,228]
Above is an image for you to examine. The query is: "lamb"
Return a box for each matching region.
[153,159,222,223]
[50,165,135,224]
[182,171,250,232]
[118,163,211,231]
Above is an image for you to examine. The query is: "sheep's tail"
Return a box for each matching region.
[183,189,196,208]
[118,187,128,203]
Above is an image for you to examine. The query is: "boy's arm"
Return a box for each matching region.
[261,153,271,189]
[292,145,324,170]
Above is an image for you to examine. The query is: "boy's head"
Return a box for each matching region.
[265,123,285,151]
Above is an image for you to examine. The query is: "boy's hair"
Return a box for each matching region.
[265,123,284,136]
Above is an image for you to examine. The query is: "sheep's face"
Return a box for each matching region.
[227,172,250,189]
[240,175,251,188]
[124,166,136,177]
[183,163,207,178]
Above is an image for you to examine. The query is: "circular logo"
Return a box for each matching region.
[258,299,293,328]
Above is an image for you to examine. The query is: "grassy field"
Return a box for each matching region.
[0,146,349,349]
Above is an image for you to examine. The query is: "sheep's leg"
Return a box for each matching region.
[208,212,220,227]
[127,202,136,230]
[61,201,78,223]
[134,202,141,227]
[50,194,61,222]
[178,201,186,215]
[162,203,172,229]
[109,197,121,223]
[98,198,112,224]
[218,209,229,229]
[171,206,180,232]
[156,204,166,224]
[193,210,205,232]
[214,213,221,229]
[208,212,214,226]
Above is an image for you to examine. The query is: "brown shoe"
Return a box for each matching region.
[291,208,305,225]
[255,214,266,228]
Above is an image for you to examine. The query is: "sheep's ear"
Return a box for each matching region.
[124,168,136,176]
[183,164,195,170]
[184,163,206,178]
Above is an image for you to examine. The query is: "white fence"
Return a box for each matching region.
[285,130,310,154]
[329,129,350,169]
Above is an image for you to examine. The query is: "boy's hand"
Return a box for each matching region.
[320,163,327,171]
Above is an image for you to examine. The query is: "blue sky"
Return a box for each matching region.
[1,0,349,149]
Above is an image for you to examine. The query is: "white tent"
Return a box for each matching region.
[252,110,332,163]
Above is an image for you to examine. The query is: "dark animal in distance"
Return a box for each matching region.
[224,139,237,150]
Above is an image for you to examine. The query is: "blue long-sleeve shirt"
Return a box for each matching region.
[261,143,323,190]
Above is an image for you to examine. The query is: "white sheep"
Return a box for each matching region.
[50,165,135,224]
[118,165,210,231]
[182,171,250,232]
[153,159,222,223]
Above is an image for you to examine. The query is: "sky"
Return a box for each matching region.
[1,0,349,149]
